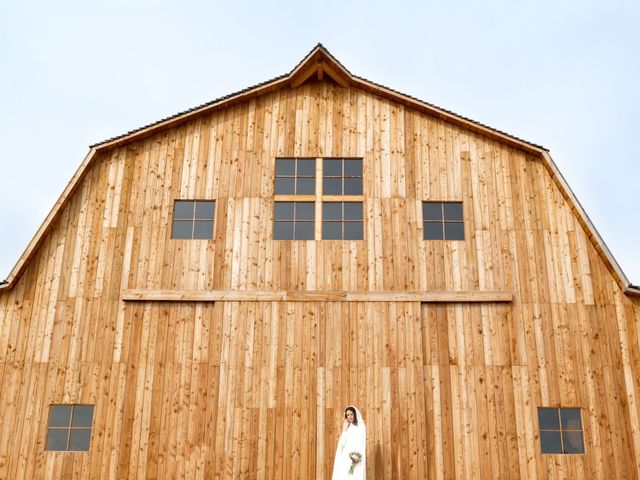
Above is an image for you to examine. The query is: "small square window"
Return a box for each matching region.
[171,200,216,240]
[423,202,464,240]
[322,158,362,195]
[274,202,315,240]
[538,407,584,454]
[46,405,94,452]
[275,158,315,195]
[321,202,363,240]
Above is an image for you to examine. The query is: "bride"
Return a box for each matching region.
[331,405,366,479]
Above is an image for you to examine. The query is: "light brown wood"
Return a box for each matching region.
[120,289,513,303]
[1,49,640,480]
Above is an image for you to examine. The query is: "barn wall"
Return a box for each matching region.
[1,80,639,479]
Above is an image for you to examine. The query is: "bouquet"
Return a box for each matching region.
[348,452,362,475]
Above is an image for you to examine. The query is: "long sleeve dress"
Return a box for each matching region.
[331,406,366,480]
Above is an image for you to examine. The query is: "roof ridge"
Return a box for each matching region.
[89,44,542,150]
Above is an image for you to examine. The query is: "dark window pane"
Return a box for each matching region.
[324,159,342,176]
[49,405,72,427]
[323,203,342,221]
[295,222,314,240]
[174,201,194,220]
[562,431,585,454]
[323,222,342,240]
[540,431,563,454]
[274,222,294,240]
[560,409,582,430]
[195,201,215,219]
[344,178,363,195]
[172,220,193,239]
[297,159,316,176]
[46,429,69,451]
[71,406,94,427]
[296,178,315,194]
[423,202,442,221]
[274,202,294,220]
[276,159,295,176]
[444,222,465,240]
[424,222,444,240]
[275,178,295,194]
[344,222,363,240]
[344,159,362,177]
[443,203,463,221]
[538,408,560,430]
[69,429,91,451]
[323,178,342,195]
[344,202,363,220]
[295,202,315,221]
[193,220,214,239]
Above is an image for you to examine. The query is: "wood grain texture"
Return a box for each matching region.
[1,79,639,479]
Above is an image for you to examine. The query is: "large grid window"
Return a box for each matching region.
[322,202,363,240]
[273,157,365,240]
[274,202,315,240]
[46,405,94,452]
[323,158,363,195]
[275,158,316,195]
[538,407,585,454]
[172,200,216,239]
[422,201,464,240]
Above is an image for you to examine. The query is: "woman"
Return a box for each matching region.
[331,405,366,479]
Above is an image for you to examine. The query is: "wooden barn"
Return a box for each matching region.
[1,44,639,479]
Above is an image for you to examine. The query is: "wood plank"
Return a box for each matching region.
[121,289,513,303]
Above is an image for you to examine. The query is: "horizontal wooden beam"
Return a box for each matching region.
[121,289,513,303]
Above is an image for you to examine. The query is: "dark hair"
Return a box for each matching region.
[344,407,358,426]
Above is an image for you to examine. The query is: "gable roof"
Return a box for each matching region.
[2,44,638,296]
[91,43,546,154]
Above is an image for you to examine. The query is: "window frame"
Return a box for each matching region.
[273,201,315,240]
[171,199,216,240]
[421,201,464,241]
[273,157,364,240]
[45,404,95,452]
[537,407,585,455]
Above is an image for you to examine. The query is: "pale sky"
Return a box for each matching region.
[1,1,639,284]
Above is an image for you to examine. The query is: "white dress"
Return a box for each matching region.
[331,405,366,480]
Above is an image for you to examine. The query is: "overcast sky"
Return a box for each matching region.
[1,1,639,284]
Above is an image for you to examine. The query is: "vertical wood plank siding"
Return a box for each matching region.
[1,81,639,479]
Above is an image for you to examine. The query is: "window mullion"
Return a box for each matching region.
[315,157,323,240]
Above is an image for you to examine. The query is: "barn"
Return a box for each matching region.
[1,44,639,479]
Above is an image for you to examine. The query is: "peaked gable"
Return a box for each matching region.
[1,44,638,296]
